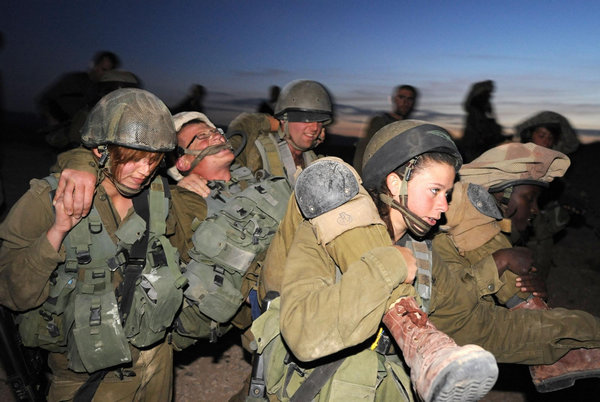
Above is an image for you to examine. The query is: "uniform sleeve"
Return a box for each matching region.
[279,221,408,362]
[169,186,208,263]
[227,113,272,173]
[51,147,99,177]
[0,179,64,311]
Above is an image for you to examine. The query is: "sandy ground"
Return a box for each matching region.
[1,120,599,400]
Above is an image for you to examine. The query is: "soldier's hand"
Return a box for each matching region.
[54,169,96,219]
[493,247,534,277]
[394,245,417,284]
[177,174,210,197]
[516,269,548,299]
[47,195,83,251]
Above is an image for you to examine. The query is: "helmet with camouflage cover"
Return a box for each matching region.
[81,88,176,152]
[274,80,333,125]
[362,120,462,190]
[362,120,462,237]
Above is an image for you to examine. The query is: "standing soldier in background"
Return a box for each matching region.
[353,84,418,175]
[227,79,332,186]
[458,80,506,163]
[37,51,121,149]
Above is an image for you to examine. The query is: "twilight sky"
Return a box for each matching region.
[2,1,599,140]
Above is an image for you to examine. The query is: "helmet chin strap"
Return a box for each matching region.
[379,193,432,238]
[178,142,233,175]
[379,157,431,238]
[96,146,152,198]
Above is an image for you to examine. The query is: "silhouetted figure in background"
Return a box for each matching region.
[66,70,141,148]
[37,50,121,148]
[171,84,206,114]
[458,80,505,163]
[257,85,280,115]
[353,84,417,174]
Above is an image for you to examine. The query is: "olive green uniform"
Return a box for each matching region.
[0,177,182,401]
[256,188,418,401]
[227,113,318,177]
[430,231,600,364]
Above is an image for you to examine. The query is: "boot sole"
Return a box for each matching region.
[426,345,499,402]
[531,367,600,393]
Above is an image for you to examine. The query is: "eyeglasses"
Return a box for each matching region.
[184,128,224,149]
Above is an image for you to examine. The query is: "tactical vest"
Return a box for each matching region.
[254,133,317,186]
[183,168,292,329]
[17,176,187,373]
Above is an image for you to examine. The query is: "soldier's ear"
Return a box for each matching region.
[176,156,190,172]
[386,172,402,197]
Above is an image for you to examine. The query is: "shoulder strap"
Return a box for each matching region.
[255,134,287,179]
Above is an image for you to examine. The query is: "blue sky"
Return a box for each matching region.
[2,1,599,140]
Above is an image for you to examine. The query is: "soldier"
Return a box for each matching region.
[513,111,580,279]
[227,79,332,185]
[252,120,499,401]
[42,110,293,346]
[38,51,121,149]
[0,88,184,400]
[353,84,418,175]
[431,142,600,392]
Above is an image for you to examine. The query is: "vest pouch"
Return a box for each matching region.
[72,291,131,373]
[126,236,185,348]
[183,259,244,323]
[191,220,256,275]
[16,268,78,351]
[17,309,67,352]
[251,298,289,396]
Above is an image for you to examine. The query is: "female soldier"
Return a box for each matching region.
[0,89,186,400]
[253,120,498,401]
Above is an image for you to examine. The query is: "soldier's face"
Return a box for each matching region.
[393,88,416,118]
[506,185,541,232]
[531,127,555,149]
[286,121,323,151]
[117,156,161,190]
[387,160,455,234]
[178,122,233,175]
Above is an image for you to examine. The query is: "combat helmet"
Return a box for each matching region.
[362,120,462,190]
[362,120,462,237]
[274,80,333,125]
[81,88,176,152]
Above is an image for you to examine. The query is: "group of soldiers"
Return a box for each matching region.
[0,74,599,402]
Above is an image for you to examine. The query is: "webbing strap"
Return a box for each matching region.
[119,188,151,325]
[72,370,108,402]
[255,134,286,178]
[289,358,345,402]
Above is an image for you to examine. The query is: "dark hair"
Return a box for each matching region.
[521,124,560,144]
[368,151,457,238]
[393,84,418,100]
[93,51,121,69]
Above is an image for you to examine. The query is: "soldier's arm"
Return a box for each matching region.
[0,180,64,311]
[51,147,99,218]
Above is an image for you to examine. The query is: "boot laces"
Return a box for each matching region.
[397,298,428,327]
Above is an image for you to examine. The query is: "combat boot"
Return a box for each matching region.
[382,297,498,402]
[510,296,600,392]
[529,348,600,392]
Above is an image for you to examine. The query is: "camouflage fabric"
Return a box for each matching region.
[459,142,570,191]
[515,111,579,155]
[81,88,176,152]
